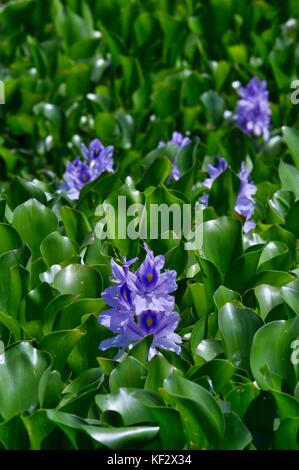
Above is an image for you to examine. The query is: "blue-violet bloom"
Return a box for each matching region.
[59,139,114,200]
[201,158,257,233]
[235,76,271,141]
[159,131,191,181]
[98,244,181,360]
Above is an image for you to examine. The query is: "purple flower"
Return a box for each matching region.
[98,244,181,360]
[235,77,271,141]
[59,139,114,200]
[161,131,191,148]
[235,162,257,232]
[159,132,191,181]
[202,157,228,190]
[201,158,257,233]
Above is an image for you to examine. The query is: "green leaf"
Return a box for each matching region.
[213,286,241,310]
[52,0,91,48]
[219,302,263,371]
[39,329,85,372]
[41,294,76,335]
[281,273,299,315]
[202,217,243,280]
[162,372,225,449]
[128,335,154,365]
[209,168,241,216]
[145,355,176,391]
[0,147,20,173]
[19,283,56,338]
[0,415,29,450]
[38,367,64,409]
[94,112,119,145]
[186,257,221,319]
[226,383,260,419]
[22,410,54,450]
[12,199,58,259]
[272,390,299,420]
[285,200,299,238]
[80,423,159,449]
[134,12,154,46]
[0,249,29,316]
[186,359,236,395]
[279,160,299,198]
[109,356,147,393]
[274,417,299,450]
[254,284,282,320]
[219,412,252,449]
[96,357,115,375]
[61,206,91,245]
[139,157,172,190]
[164,240,188,277]
[0,310,21,340]
[104,179,143,257]
[257,241,291,273]
[69,37,100,60]
[56,298,104,331]
[96,389,151,426]
[7,177,47,210]
[53,264,102,298]
[226,247,263,292]
[219,128,254,170]
[200,90,225,126]
[0,343,49,421]
[195,339,224,362]
[46,409,85,449]
[0,223,22,256]
[144,405,185,450]
[152,84,180,118]
[67,314,105,375]
[282,126,299,169]
[63,368,103,397]
[40,232,78,267]
[250,317,299,391]
[260,225,296,262]
[252,270,295,289]
[27,35,49,77]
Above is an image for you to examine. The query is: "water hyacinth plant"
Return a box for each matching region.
[235,77,271,141]
[98,244,181,359]
[2,0,299,454]
[159,131,191,180]
[201,158,257,232]
[59,139,114,199]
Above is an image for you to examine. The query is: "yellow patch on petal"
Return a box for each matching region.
[146,317,153,327]
[147,272,153,282]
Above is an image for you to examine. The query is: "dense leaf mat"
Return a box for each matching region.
[0,0,299,450]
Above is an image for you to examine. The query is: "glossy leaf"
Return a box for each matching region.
[250,317,299,391]
[0,343,49,421]
[162,372,225,449]
[12,199,58,259]
[53,264,102,298]
[219,302,263,371]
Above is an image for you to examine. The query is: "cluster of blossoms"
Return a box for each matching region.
[235,76,271,141]
[59,139,114,200]
[201,158,257,233]
[159,131,191,181]
[98,244,182,360]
